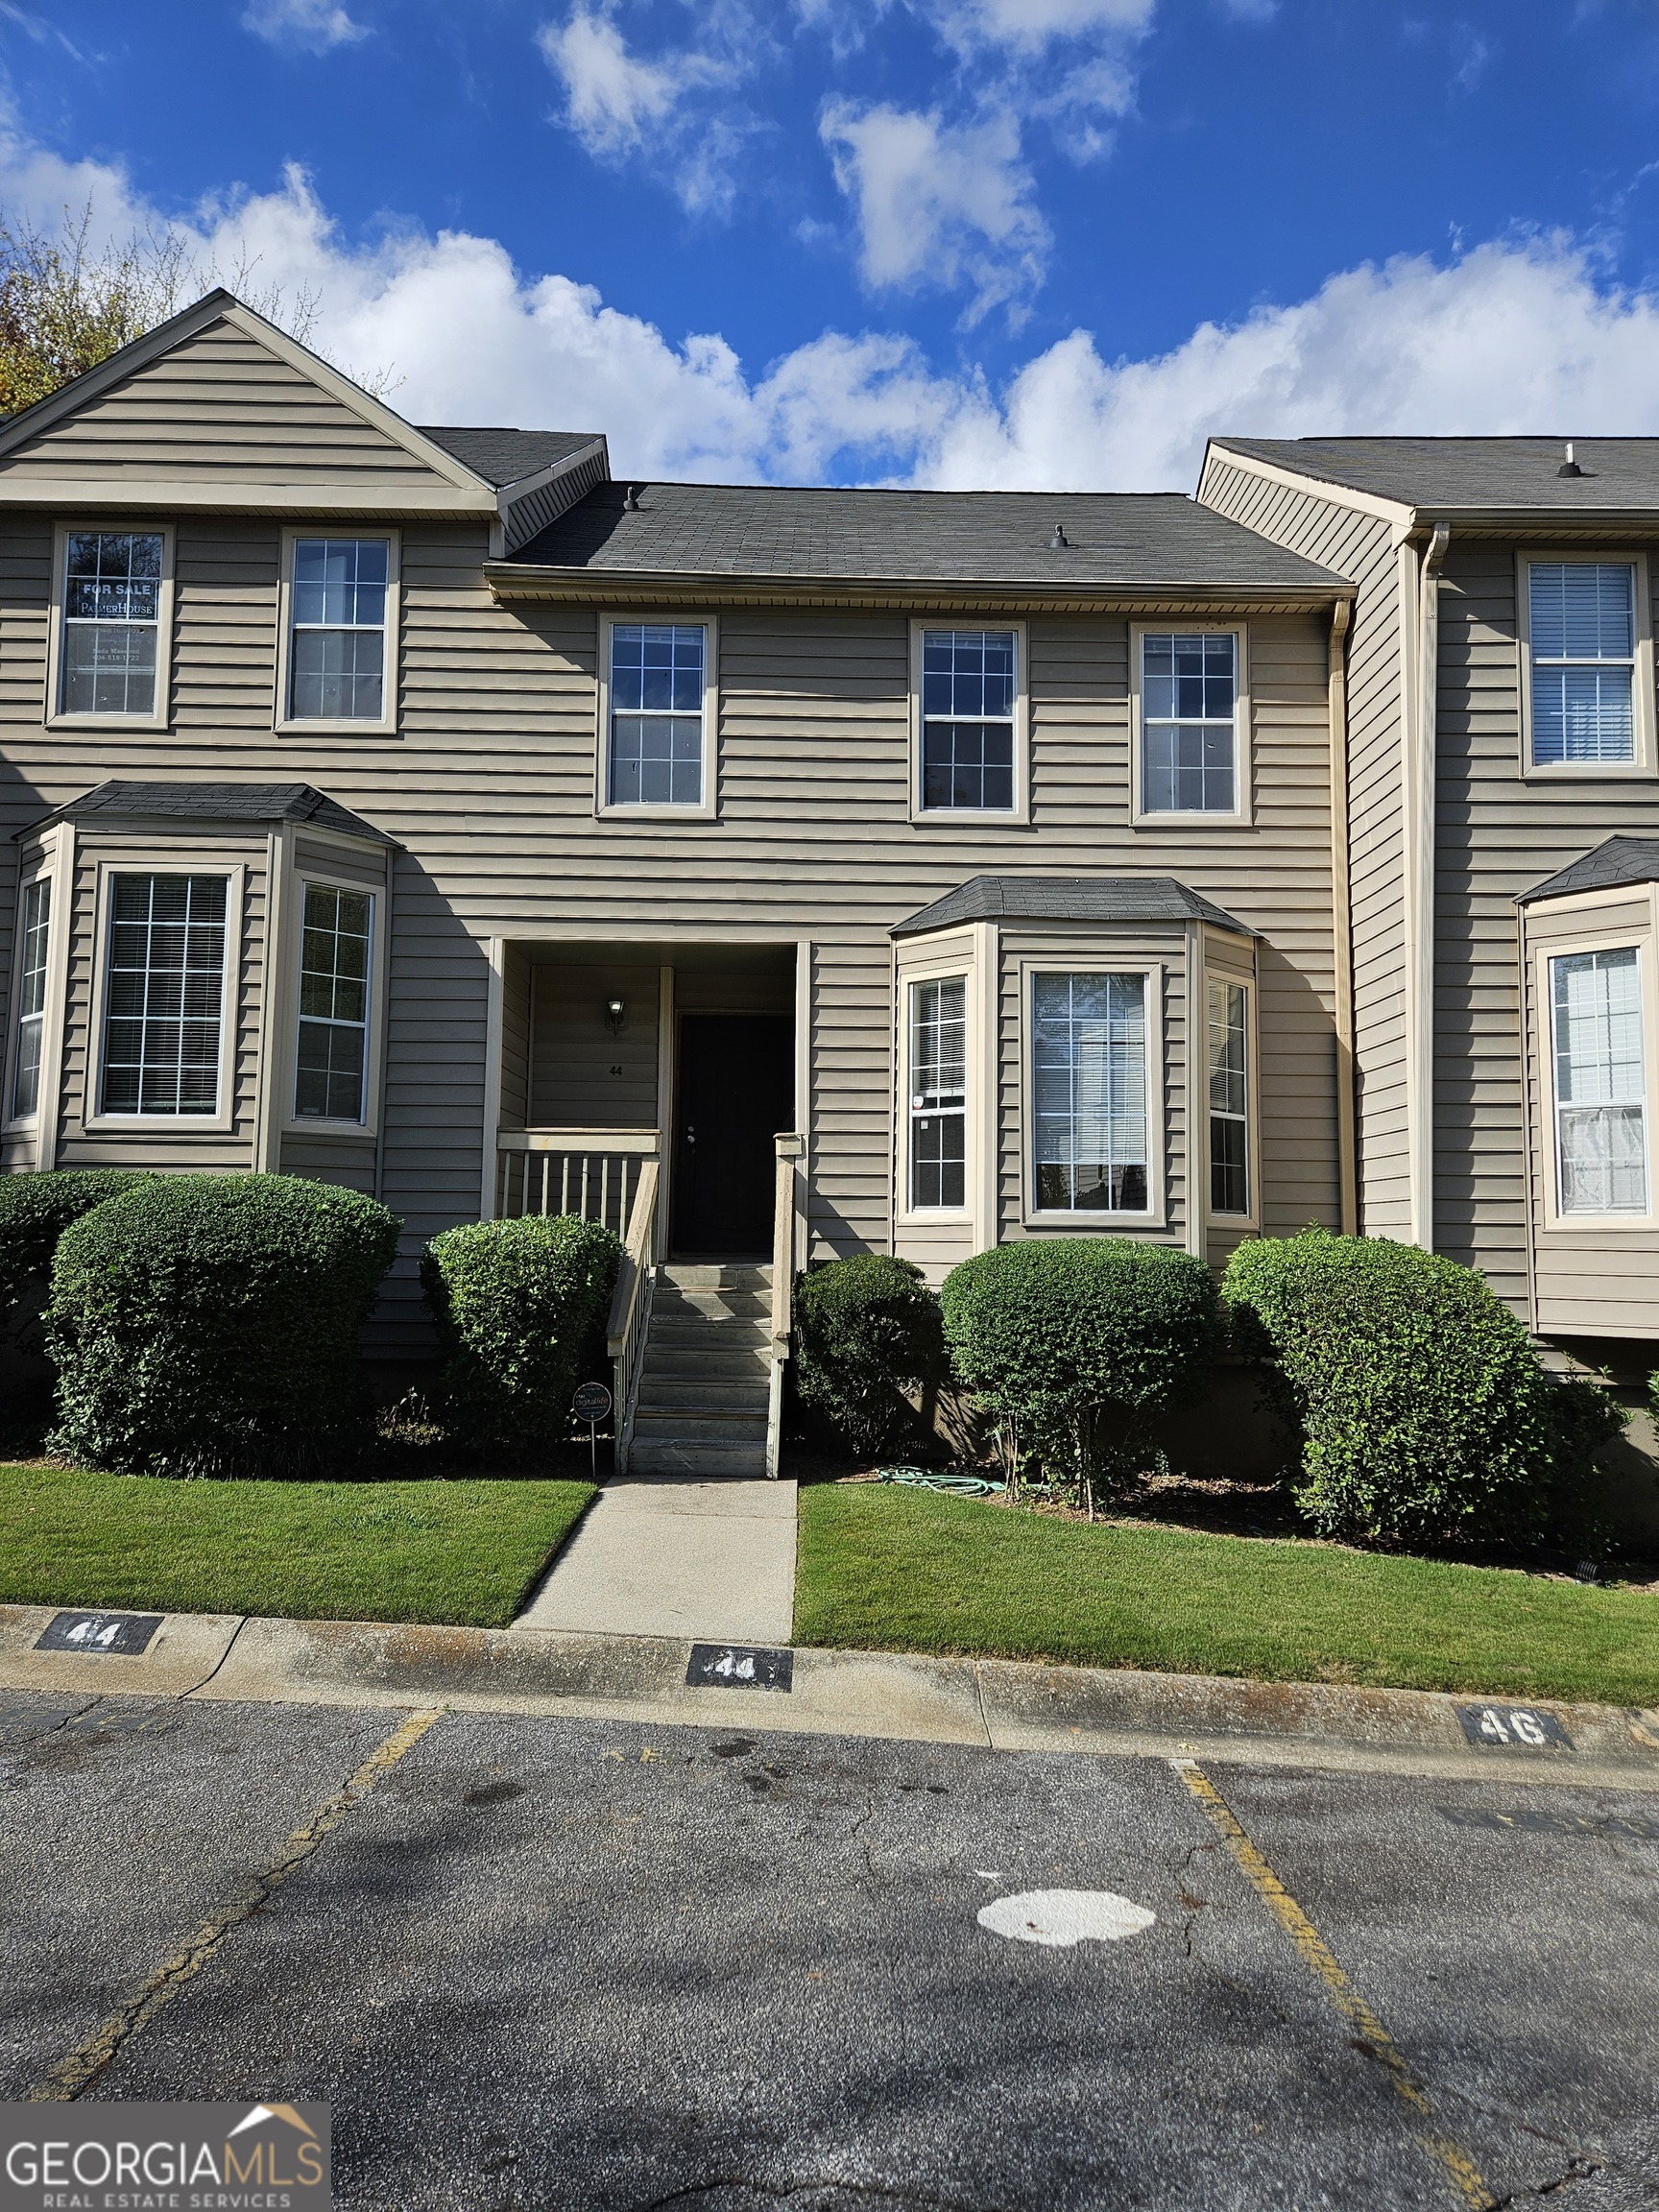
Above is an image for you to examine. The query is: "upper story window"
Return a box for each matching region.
[909,975,967,1209]
[1140,632,1240,815]
[60,531,164,718]
[295,882,373,1123]
[10,878,50,1121]
[1527,563,1638,767]
[1550,946,1648,1214]
[920,630,1017,812]
[1208,977,1250,1216]
[608,622,708,807]
[100,873,228,1118]
[1031,971,1150,1214]
[288,537,392,723]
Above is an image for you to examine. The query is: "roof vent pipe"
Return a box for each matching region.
[1557,442,1582,478]
[622,484,640,510]
[1049,521,1070,548]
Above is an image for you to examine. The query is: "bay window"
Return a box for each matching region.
[10,878,50,1120]
[295,882,373,1122]
[1550,946,1648,1215]
[1208,976,1250,1216]
[1031,971,1151,1214]
[909,976,966,1209]
[99,873,228,1118]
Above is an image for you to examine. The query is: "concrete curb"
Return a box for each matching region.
[3,1602,1658,1786]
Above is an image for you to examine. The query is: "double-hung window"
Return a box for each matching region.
[1208,977,1250,1216]
[10,878,50,1120]
[909,977,967,1209]
[919,629,1018,813]
[58,530,165,718]
[1527,563,1639,767]
[99,874,228,1118]
[286,537,393,724]
[295,883,373,1122]
[607,622,709,808]
[1031,971,1151,1214]
[1549,947,1648,1214]
[1140,632,1241,816]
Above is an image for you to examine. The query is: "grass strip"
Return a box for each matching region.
[795,1483,1659,1705]
[0,1463,597,1627]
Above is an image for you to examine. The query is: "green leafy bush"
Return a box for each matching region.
[0,1170,155,1334]
[46,1174,400,1478]
[793,1254,949,1460]
[1223,1227,1623,1550]
[940,1238,1219,1504]
[421,1214,622,1448]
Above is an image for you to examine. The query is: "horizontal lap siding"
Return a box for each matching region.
[1438,543,1659,1327]
[1201,460,1408,1237]
[530,961,661,1128]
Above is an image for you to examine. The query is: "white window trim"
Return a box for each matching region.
[896,959,976,1224]
[594,612,719,823]
[1020,957,1166,1230]
[1517,550,1656,781]
[2,860,59,1134]
[1203,968,1260,1229]
[1129,620,1253,829]
[1535,919,1659,1232]
[279,869,387,1138]
[45,519,175,733]
[908,618,1030,827]
[275,526,401,737]
[82,859,243,1136]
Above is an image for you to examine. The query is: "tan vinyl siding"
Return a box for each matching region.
[0,322,449,492]
[279,1130,376,1192]
[530,961,661,1128]
[1200,456,1409,1237]
[1438,542,1659,1318]
[498,944,532,1131]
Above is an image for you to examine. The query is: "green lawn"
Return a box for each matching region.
[0,1463,597,1627]
[795,1483,1659,1706]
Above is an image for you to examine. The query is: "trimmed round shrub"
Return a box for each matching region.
[941,1237,1219,1500]
[0,1170,156,1333]
[1223,1226,1624,1550]
[45,1173,401,1478]
[793,1254,949,1460]
[421,1214,622,1449]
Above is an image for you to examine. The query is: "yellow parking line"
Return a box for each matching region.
[30,1705,447,2103]
[1175,1759,1492,2211]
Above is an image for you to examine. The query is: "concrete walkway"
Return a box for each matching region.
[512,1476,797,1644]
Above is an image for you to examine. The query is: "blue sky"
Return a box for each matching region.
[9,0,1659,485]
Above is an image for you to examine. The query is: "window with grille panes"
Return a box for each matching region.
[11,878,50,1120]
[920,630,1017,811]
[1208,978,1250,1215]
[1141,633,1239,814]
[289,539,391,721]
[295,883,373,1122]
[1031,972,1150,1214]
[60,532,163,716]
[99,875,228,1117]
[608,623,707,805]
[909,977,967,1208]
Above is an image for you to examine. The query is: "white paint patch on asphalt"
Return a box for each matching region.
[977,1889,1156,1949]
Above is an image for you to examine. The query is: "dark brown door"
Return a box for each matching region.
[671,1014,794,1257]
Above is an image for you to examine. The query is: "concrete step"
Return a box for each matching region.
[628,1441,769,1476]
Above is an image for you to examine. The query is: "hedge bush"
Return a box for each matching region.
[940,1238,1219,1504]
[0,1170,156,1334]
[793,1254,949,1460]
[421,1214,622,1448]
[1223,1227,1623,1551]
[46,1173,400,1478]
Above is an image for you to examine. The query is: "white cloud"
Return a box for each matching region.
[920,0,1152,54]
[12,135,1659,495]
[820,101,1048,320]
[241,0,368,55]
[537,7,752,215]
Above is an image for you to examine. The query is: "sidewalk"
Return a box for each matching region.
[3,1600,1658,1789]
[513,1476,796,1643]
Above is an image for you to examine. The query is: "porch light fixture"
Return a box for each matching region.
[606,996,627,1035]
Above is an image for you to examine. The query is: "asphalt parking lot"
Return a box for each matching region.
[3,1688,1657,2211]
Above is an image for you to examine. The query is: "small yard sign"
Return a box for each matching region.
[35,1611,163,1657]
[572,1381,613,1479]
[1455,1703,1573,1750]
[686,1644,794,1693]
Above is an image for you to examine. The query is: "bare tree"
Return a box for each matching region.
[0,199,396,415]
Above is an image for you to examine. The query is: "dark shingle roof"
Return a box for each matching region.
[506,482,1345,590]
[892,875,1255,937]
[415,426,603,489]
[1517,836,1659,905]
[25,781,394,844]
[1214,437,1659,514]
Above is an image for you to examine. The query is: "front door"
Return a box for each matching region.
[671,1014,794,1257]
